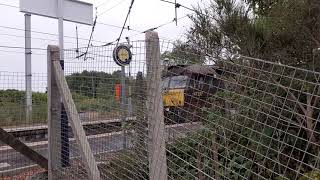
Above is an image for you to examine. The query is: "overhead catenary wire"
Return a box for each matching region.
[0,1,191,47]
[0,2,18,8]
[159,0,195,12]
[0,49,45,56]
[0,1,191,49]
[159,0,195,26]
[114,0,135,47]
[0,25,108,44]
[123,15,189,41]
[97,0,129,17]
[0,32,88,46]
[0,45,48,51]
[98,15,189,47]
[0,1,192,47]
[95,0,113,9]
[76,13,98,60]
[77,0,128,29]
[75,14,189,48]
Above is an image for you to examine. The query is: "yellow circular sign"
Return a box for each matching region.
[118,48,130,62]
[113,45,132,66]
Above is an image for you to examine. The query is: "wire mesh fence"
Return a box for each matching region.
[0,71,47,178]
[47,41,149,179]
[160,42,320,179]
[0,31,319,180]
[51,33,320,180]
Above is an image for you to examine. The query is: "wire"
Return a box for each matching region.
[77,0,128,30]
[0,32,88,46]
[0,45,50,51]
[159,0,195,12]
[159,0,194,26]
[98,0,128,17]
[115,0,135,47]
[126,15,189,40]
[0,49,45,56]
[77,14,98,60]
[97,22,142,33]
[0,25,108,44]
[0,3,18,8]
[142,16,187,33]
[95,0,113,8]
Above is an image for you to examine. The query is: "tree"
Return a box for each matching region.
[167,0,320,178]
[161,41,206,65]
[66,70,122,98]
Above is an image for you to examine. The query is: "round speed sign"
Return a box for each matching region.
[113,44,132,66]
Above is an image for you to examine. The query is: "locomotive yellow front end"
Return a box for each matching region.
[163,89,185,107]
[162,75,188,108]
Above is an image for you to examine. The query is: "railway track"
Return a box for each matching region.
[0,122,203,176]
[1,117,136,145]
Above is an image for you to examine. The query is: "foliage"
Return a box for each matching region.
[299,171,320,180]
[187,0,320,69]
[0,90,47,126]
[161,0,320,179]
[66,70,123,98]
[99,151,148,180]
[161,41,206,65]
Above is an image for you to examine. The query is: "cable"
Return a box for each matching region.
[0,32,88,46]
[77,0,128,30]
[95,0,112,8]
[97,22,142,33]
[126,15,189,40]
[143,16,185,33]
[77,14,98,60]
[159,0,195,12]
[115,0,135,46]
[0,49,45,56]
[98,0,128,17]
[159,0,194,26]
[0,2,18,8]
[0,45,51,51]
[0,25,108,44]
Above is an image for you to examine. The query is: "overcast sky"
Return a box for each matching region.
[0,0,206,74]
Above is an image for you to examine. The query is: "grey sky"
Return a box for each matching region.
[0,0,204,74]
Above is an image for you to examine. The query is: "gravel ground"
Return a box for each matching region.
[0,168,46,180]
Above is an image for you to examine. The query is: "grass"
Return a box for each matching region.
[0,90,121,127]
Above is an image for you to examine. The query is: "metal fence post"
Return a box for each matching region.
[47,45,62,179]
[145,31,168,180]
[121,66,127,149]
[25,14,32,122]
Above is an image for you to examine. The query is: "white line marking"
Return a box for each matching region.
[0,162,11,168]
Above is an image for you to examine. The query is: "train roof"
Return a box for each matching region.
[164,64,221,77]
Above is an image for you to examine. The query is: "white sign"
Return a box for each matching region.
[20,0,93,25]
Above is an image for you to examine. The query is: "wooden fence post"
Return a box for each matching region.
[146,31,168,180]
[52,58,101,180]
[47,45,100,180]
[47,45,62,180]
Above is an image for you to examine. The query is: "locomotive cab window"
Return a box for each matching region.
[162,76,188,90]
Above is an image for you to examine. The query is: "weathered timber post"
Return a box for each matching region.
[146,31,168,180]
[47,45,62,179]
[48,45,100,180]
[0,127,48,169]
